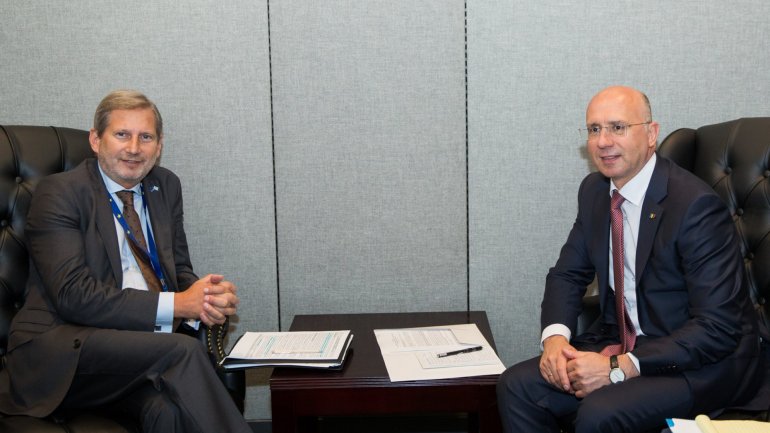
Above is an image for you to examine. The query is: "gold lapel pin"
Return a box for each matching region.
[649,213,656,219]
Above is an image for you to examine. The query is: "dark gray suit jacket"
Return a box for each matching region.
[0,158,197,417]
[542,155,761,414]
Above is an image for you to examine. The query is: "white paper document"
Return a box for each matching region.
[374,323,506,382]
[375,327,470,352]
[220,330,353,370]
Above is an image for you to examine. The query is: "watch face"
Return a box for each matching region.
[610,368,625,383]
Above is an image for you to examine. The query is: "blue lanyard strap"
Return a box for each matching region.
[107,185,169,292]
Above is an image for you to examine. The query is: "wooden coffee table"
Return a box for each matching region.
[269,311,502,433]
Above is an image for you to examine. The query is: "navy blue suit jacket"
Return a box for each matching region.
[542,155,761,414]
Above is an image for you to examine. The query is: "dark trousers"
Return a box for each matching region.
[59,329,250,433]
[496,356,692,433]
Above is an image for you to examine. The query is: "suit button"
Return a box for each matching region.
[73,339,81,349]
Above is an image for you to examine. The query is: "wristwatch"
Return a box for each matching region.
[609,355,625,383]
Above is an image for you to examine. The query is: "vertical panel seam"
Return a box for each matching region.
[464,0,470,314]
[267,0,282,331]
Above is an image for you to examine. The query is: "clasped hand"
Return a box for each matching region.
[175,274,239,327]
[540,336,611,398]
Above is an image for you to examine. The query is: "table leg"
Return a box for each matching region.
[270,391,297,433]
[478,403,503,433]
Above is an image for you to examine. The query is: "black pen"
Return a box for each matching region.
[437,345,483,358]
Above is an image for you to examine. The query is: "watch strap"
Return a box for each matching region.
[610,355,619,369]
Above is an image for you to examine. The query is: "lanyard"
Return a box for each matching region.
[106,185,169,292]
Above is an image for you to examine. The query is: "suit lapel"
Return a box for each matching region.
[142,172,177,291]
[637,156,668,280]
[87,160,124,286]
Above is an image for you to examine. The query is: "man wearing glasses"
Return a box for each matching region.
[497,86,761,432]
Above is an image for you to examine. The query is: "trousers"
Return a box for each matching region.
[496,355,693,433]
[58,329,251,433]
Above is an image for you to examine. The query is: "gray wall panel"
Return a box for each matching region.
[270,1,468,325]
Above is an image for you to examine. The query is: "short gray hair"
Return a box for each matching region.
[93,90,163,138]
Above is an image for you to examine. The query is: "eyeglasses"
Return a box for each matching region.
[578,121,651,141]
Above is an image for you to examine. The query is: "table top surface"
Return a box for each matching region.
[269,311,500,389]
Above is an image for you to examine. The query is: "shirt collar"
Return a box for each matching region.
[609,153,656,207]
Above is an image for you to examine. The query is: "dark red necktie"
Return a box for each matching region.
[116,190,162,293]
[601,190,637,356]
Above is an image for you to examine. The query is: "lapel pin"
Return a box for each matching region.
[649,213,656,219]
[151,185,160,192]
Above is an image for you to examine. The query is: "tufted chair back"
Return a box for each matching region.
[658,117,770,342]
[0,125,94,359]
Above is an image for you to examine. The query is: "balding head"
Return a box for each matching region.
[584,85,659,189]
[587,86,652,124]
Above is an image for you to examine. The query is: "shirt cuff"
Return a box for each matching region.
[541,324,571,350]
[185,319,201,330]
[627,352,641,373]
[154,292,175,333]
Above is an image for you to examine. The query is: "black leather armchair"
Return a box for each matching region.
[658,117,770,419]
[0,125,245,432]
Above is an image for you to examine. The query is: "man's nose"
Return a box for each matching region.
[125,137,140,153]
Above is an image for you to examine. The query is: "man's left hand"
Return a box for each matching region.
[201,274,239,325]
[563,348,611,398]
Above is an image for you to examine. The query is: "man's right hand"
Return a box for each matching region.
[540,335,575,393]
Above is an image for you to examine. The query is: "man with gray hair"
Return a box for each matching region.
[0,90,251,432]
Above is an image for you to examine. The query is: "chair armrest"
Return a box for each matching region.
[199,319,228,364]
[200,319,246,413]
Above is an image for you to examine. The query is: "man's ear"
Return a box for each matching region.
[647,121,660,148]
[88,129,100,154]
[154,136,163,165]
